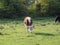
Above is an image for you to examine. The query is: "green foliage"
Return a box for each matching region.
[47,0,60,16]
[0,0,60,18]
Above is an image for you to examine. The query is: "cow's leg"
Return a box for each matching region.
[26,26,28,32]
[29,26,33,33]
[55,17,58,22]
[24,24,28,32]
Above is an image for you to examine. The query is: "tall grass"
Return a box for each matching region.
[0,17,60,45]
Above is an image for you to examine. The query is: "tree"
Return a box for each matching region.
[47,0,60,16]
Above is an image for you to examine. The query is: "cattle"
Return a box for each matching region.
[24,16,33,33]
[55,16,60,22]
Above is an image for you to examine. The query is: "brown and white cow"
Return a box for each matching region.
[24,16,33,33]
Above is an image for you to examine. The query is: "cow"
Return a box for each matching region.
[55,16,60,22]
[24,16,33,33]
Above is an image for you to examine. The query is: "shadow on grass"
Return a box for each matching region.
[35,32,55,36]
[0,32,10,35]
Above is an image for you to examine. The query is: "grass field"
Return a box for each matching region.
[0,17,60,45]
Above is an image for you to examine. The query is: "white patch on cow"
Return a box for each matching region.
[27,17,31,24]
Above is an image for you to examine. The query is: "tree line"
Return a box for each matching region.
[0,0,60,18]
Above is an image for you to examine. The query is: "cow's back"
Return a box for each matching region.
[24,17,32,26]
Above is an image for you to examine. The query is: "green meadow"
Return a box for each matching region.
[0,17,60,45]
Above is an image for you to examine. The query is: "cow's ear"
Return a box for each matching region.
[31,20,32,23]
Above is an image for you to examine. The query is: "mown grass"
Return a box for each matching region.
[0,17,60,45]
